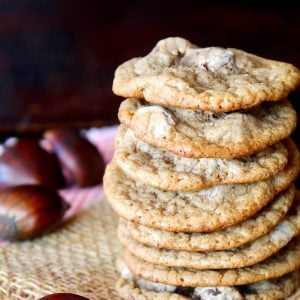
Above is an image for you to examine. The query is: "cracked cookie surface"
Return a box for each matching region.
[121,186,295,251]
[116,260,300,300]
[113,37,300,112]
[119,193,300,269]
[122,238,300,287]
[104,139,299,232]
[115,125,289,191]
[118,98,296,158]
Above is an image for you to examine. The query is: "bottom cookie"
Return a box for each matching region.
[116,260,299,300]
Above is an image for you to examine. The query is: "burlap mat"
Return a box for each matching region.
[0,198,121,300]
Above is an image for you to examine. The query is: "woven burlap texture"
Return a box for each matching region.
[0,198,121,300]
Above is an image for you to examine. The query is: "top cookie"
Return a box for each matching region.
[113,37,300,112]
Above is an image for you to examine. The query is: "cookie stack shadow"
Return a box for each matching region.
[104,37,300,299]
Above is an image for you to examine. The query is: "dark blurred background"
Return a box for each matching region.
[0,0,299,141]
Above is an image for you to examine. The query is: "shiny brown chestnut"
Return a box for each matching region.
[0,138,64,188]
[38,293,90,300]
[44,129,105,187]
[0,185,69,240]
[39,293,90,300]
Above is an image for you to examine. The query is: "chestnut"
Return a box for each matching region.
[44,129,105,187]
[0,138,64,188]
[0,185,69,240]
[39,293,90,300]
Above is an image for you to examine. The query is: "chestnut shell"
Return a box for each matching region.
[44,129,105,187]
[0,138,64,188]
[0,185,69,240]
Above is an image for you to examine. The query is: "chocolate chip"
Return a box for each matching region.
[175,286,194,297]
[207,288,222,296]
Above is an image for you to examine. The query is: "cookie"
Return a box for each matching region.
[118,98,296,158]
[113,37,300,112]
[119,196,300,269]
[103,140,299,232]
[122,187,295,251]
[115,125,289,191]
[122,238,300,287]
[116,261,300,299]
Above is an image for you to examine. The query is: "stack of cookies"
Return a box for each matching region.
[104,37,300,299]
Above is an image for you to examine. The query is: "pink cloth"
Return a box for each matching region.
[60,125,117,218]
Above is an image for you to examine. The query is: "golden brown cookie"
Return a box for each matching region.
[113,37,300,112]
[115,125,289,191]
[104,140,299,232]
[122,238,300,287]
[122,186,294,251]
[119,200,300,269]
[116,260,299,300]
[118,98,296,158]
